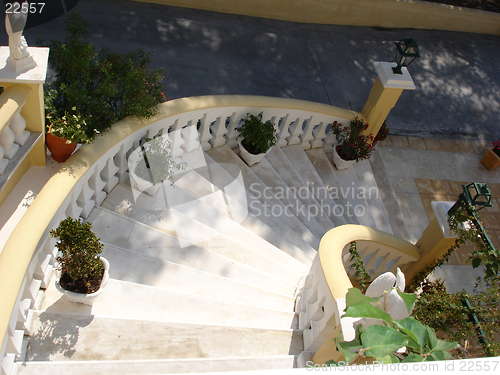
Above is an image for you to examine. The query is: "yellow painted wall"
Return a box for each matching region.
[132,0,500,36]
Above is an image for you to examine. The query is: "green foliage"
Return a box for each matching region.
[408,198,500,291]
[348,241,371,292]
[51,217,103,284]
[39,13,166,142]
[136,135,187,185]
[413,278,500,358]
[45,99,96,144]
[237,113,277,154]
[329,287,458,365]
[332,117,374,162]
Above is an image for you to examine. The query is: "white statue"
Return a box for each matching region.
[5,1,36,71]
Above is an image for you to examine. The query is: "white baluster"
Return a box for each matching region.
[101,156,120,193]
[286,117,303,145]
[299,117,314,149]
[0,123,19,159]
[276,114,291,147]
[168,123,184,157]
[209,117,227,148]
[198,113,212,151]
[224,112,239,148]
[77,180,96,218]
[88,165,107,206]
[310,121,328,149]
[182,121,200,153]
[0,145,8,175]
[10,105,30,146]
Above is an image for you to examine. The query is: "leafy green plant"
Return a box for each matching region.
[46,100,96,144]
[348,241,371,293]
[135,135,187,185]
[328,287,458,365]
[413,277,500,358]
[374,121,389,142]
[332,117,374,162]
[237,113,277,155]
[50,217,104,294]
[39,13,165,142]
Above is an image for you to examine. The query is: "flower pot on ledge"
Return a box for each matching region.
[332,145,356,170]
[46,131,77,162]
[481,148,500,171]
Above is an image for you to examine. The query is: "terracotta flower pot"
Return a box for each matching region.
[46,131,77,162]
[481,148,500,171]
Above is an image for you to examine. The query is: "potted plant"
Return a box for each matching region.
[40,13,165,150]
[372,121,389,148]
[45,98,97,162]
[51,217,109,305]
[481,139,500,171]
[331,117,373,170]
[129,134,186,197]
[237,113,277,166]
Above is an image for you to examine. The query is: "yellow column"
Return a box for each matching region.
[361,62,416,139]
[404,201,458,283]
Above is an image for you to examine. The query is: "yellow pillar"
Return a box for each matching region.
[361,62,416,138]
[404,201,458,282]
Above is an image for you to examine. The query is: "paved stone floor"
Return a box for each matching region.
[377,135,500,293]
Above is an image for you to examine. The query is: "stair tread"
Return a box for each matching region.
[99,185,304,284]
[40,274,297,330]
[26,311,302,362]
[206,145,320,254]
[88,207,297,296]
[18,356,296,375]
[100,243,295,311]
[263,146,335,232]
[281,145,347,228]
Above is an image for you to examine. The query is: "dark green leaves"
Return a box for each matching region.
[361,325,408,358]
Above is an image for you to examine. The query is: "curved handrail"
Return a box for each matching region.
[0,94,358,356]
[318,224,420,299]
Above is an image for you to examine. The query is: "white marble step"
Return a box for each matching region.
[263,146,335,233]
[304,149,360,225]
[25,312,302,363]
[206,145,320,253]
[19,356,296,375]
[40,274,297,330]
[88,207,298,297]
[351,160,393,234]
[178,153,316,264]
[248,155,327,240]
[100,244,295,311]
[100,184,304,285]
[281,145,347,228]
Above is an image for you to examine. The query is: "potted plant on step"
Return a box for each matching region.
[51,217,109,305]
[332,117,373,170]
[237,113,277,166]
[129,134,187,197]
[481,139,500,171]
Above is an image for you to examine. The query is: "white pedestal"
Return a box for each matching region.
[0,47,49,83]
[374,61,416,90]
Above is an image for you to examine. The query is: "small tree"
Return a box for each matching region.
[51,217,104,294]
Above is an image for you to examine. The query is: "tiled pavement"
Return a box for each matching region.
[376,135,500,293]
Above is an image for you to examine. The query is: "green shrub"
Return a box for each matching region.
[237,113,277,154]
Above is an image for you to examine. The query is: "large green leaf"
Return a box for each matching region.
[361,325,408,358]
[345,287,379,308]
[434,339,458,352]
[402,353,425,363]
[426,327,438,351]
[335,334,358,363]
[343,302,393,324]
[394,318,428,349]
[378,354,400,363]
[396,289,418,313]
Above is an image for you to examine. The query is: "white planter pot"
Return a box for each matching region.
[238,139,270,166]
[128,149,161,197]
[332,145,356,170]
[55,257,110,306]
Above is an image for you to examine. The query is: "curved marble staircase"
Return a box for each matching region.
[17,143,400,375]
